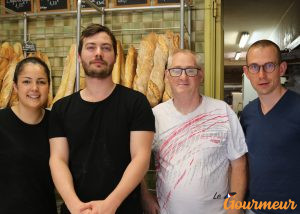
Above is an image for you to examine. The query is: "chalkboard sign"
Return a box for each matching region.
[154,0,180,5]
[113,0,150,8]
[38,0,70,12]
[78,0,107,9]
[2,0,33,14]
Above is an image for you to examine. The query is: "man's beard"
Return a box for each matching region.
[82,59,113,79]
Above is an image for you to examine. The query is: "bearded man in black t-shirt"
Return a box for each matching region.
[49,24,155,214]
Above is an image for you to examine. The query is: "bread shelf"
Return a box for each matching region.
[0,0,192,91]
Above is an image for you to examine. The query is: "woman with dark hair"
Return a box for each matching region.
[0,57,57,213]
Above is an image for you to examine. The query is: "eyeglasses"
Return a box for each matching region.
[168,68,200,77]
[247,62,278,74]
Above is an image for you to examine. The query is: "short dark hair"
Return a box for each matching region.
[14,57,51,84]
[246,39,282,64]
[78,24,117,57]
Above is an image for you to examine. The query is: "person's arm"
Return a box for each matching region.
[141,179,159,214]
[49,137,91,214]
[87,130,154,213]
[227,155,247,214]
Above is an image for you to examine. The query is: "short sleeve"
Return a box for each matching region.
[129,93,155,132]
[48,102,66,139]
[239,109,247,135]
[226,105,248,160]
[152,113,159,151]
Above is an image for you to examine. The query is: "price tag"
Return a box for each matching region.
[23,42,36,53]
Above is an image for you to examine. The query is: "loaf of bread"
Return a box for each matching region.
[0,56,24,108]
[7,44,20,107]
[0,58,9,91]
[146,34,169,107]
[8,90,18,107]
[164,31,177,57]
[3,43,24,107]
[133,33,158,95]
[27,52,35,57]
[0,42,14,90]
[7,43,15,61]
[162,77,172,102]
[122,46,137,88]
[51,44,76,106]
[63,47,76,97]
[13,42,23,57]
[112,40,124,84]
[80,64,86,90]
[38,53,53,107]
[162,32,180,102]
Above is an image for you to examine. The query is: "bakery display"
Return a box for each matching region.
[122,46,137,88]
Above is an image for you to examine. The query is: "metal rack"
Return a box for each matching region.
[75,0,192,90]
[0,0,192,91]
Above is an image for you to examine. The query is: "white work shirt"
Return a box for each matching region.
[152,96,247,214]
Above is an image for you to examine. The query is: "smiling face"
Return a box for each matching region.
[14,63,49,109]
[243,45,286,96]
[167,51,203,97]
[79,32,116,79]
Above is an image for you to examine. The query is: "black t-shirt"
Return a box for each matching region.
[49,84,155,214]
[0,108,57,214]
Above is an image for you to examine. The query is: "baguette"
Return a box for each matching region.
[80,64,86,90]
[51,44,76,106]
[162,77,172,102]
[162,31,180,102]
[112,40,124,84]
[0,43,14,90]
[62,47,76,97]
[7,43,24,107]
[27,52,35,57]
[146,34,169,107]
[13,42,23,57]
[0,56,24,108]
[0,58,9,90]
[39,52,53,107]
[133,33,158,95]
[122,46,137,88]
[8,90,18,107]
[164,31,176,56]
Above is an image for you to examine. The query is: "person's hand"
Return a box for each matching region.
[68,201,92,214]
[80,209,92,214]
[83,200,117,214]
[141,191,160,214]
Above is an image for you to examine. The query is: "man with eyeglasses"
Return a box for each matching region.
[141,49,247,214]
[240,40,300,214]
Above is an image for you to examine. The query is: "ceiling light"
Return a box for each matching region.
[287,35,300,50]
[239,32,250,48]
[234,52,241,60]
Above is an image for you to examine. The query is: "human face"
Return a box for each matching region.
[167,52,203,97]
[79,32,116,79]
[13,63,49,109]
[243,46,286,96]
